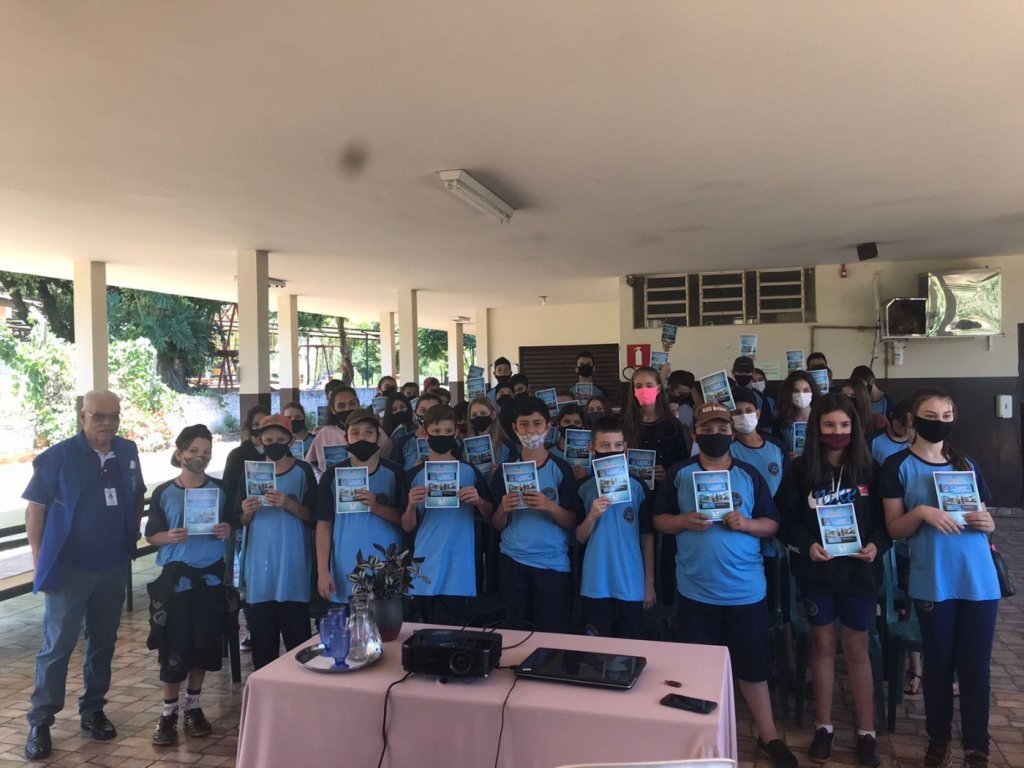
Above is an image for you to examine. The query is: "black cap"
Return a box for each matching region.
[731,387,758,409]
[172,424,213,467]
[732,356,755,373]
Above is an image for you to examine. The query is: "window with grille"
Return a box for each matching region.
[643,274,689,326]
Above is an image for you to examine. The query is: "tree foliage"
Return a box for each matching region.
[0,272,75,341]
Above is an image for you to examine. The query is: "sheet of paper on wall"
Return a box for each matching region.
[739,334,758,359]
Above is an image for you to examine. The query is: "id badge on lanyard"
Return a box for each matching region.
[104,486,119,507]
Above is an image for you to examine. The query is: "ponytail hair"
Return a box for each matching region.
[909,386,970,471]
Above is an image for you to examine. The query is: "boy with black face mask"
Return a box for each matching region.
[402,405,494,625]
[569,350,605,399]
[487,357,514,402]
[654,402,796,768]
[315,409,406,606]
[389,392,443,471]
[575,418,654,639]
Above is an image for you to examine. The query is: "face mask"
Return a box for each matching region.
[792,392,813,409]
[495,375,511,387]
[577,364,594,378]
[347,440,379,462]
[734,374,753,388]
[732,413,758,434]
[751,381,766,393]
[427,434,458,454]
[263,442,290,461]
[394,410,412,425]
[820,433,852,450]
[634,387,659,407]
[497,395,513,408]
[696,433,733,458]
[914,416,954,444]
[518,431,546,450]
[470,415,493,433]
[588,410,605,419]
[291,418,307,434]
[328,409,352,427]
[182,456,209,473]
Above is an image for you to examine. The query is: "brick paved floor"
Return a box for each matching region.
[0,517,1021,767]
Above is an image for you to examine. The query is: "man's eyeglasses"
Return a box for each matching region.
[85,411,121,424]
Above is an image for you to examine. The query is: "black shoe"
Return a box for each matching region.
[808,728,835,764]
[152,713,178,746]
[24,725,51,761]
[80,709,117,740]
[759,738,798,768]
[183,707,212,737]
[924,740,952,768]
[856,734,880,767]
[962,750,989,768]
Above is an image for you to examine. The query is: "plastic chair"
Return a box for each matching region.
[556,760,737,768]
[881,547,922,732]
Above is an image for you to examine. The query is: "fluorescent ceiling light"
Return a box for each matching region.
[437,170,514,224]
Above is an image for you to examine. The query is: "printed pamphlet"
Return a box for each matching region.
[627,448,657,490]
[372,395,388,413]
[463,435,495,475]
[661,322,678,346]
[323,444,350,471]
[816,503,863,557]
[425,460,461,509]
[316,405,328,428]
[693,470,733,522]
[468,364,485,380]
[466,376,486,399]
[574,381,594,399]
[290,441,305,460]
[699,370,736,412]
[184,487,220,535]
[933,470,982,525]
[417,438,431,461]
[592,454,632,504]
[563,429,592,468]
[786,349,806,373]
[651,350,669,368]
[809,368,830,394]
[788,422,808,456]
[244,461,276,506]
[536,388,559,418]
[334,466,370,514]
[502,461,539,508]
[739,334,758,359]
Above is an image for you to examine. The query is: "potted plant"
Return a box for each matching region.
[347,543,429,641]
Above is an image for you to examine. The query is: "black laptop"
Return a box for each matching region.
[514,647,647,690]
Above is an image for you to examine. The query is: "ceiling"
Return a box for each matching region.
[2,1,1024,328]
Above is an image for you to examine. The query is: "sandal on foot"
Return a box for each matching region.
[905,672,922,695]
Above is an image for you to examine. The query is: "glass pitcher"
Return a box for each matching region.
[347,593,382,664]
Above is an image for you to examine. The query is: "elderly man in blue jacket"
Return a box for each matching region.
[22,390,145,760]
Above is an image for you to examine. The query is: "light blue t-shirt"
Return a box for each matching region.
[730,437,787,558]
[147,478,228,592]
[654,456,779,606]
[869,429,909,466]
[880,449,998,602]
[570,382,605,398]
[407,462,490,597]
[315,458,407,602]
[490,454,582,572]
[578,474,651,601]
[242,462,317,604]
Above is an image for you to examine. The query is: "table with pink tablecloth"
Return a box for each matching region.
[237,623,736,768]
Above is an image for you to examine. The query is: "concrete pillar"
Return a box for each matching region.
[73,260,108,398]
[238,250,272,420]
[277,292,300,406]
[379,311,396,378]
[447,321,465,402]
[397,289,419,388]
[475,307,490,384]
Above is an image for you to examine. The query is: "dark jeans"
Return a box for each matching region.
[498,554,571,634]
[580,597,644,639]
[248,600,312,671]
[916,598,998,754]
[409,595,471,627]
[28,562,129,727]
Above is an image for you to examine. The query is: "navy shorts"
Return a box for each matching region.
[676,593,772,683]
[801,588,877,632]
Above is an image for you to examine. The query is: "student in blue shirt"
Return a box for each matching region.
[316,410,407,604]
[733,356,775,435]
[486,357,514,402]
[881,387,998,768]
[390,391,443,471]
[576,418,654,639]
[403,405,493,625]
[282,401,315,459]
[654,402,796,768]
[144,425,231,746]
[465,396,518,474]
[569,350,605,399]
[549,403,588,480]
[868,399,911,465]
[851,365,892,420]
[238,415,318,671]
[491,396,582,633]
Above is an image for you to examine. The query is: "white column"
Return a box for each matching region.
[397,289,419,387]
[277,292,300,400]
[72,260,108,395]
[379,311,396,377]
[447,321,465,399]
[237,250,271,413]
[474,307,490,382]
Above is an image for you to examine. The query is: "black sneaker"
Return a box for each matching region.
[80,709,117,740]
[183,707,213,737]
[962,750,988,768]
[808,728,835,764]
[152,713,178,746]
[856,734,880,767]
[759,738,798,768]
[924,740,952,768]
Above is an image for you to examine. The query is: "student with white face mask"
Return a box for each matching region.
[774,371,822,461]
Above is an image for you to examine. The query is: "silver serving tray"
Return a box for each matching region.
[295,643,382,674]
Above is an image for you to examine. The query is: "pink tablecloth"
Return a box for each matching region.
[237,624,736,768]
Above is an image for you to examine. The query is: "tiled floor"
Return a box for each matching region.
[1,518,1022,767]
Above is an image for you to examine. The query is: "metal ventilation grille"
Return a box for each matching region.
[698,271,745,325]
[756,268,809,323]
[643,273,689,326]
